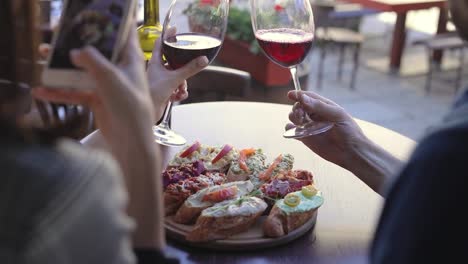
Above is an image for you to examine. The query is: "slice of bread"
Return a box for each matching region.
[263,191,324,238]
[163,173,226,216]
[174,181,254,224]
[186,196,267,242]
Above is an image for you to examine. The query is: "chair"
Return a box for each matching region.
[181,65,252,104]
[311,1,376,90]
[413,32,467,94]
[30,100,94,139]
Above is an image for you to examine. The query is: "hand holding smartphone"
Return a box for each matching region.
[42,0,136,89]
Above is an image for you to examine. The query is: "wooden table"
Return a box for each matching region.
[162,102,416,264]
[342,0,448,72]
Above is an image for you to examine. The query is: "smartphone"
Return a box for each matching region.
[42,0,136,89]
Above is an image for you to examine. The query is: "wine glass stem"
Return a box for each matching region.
[290,66,302,92]
[159,100,173,128]
[290,65,311,125]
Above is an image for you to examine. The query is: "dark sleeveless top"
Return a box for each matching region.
[371,89,468,263]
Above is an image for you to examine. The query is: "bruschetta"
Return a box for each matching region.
[186,196,268,242]
[226,149,267,183]
[169,142,238,173]
[174,181,255,224]
[162,161,206,189]
[164,172,226,216]
[263,185,323,238]
[254,153,295,185]
[261,170,313,201]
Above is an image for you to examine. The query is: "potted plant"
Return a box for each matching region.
[183,0,226,34]
[216,6,292,86]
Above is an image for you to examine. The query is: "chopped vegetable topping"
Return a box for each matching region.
[162,161,206,189]
[179,141,201,158]
[259,154,283,181]
[284,193,300,207]
[301,184,318,198]
[202,186,239,203]
[238,148,256,172]
[261,177,311,199]
[212,144,233,164]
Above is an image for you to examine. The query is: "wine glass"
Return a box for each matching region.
[153,0,229,146]
[250,0,334,138]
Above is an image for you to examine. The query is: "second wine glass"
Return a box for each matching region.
[153,0,229,146]
[250,0,334,138]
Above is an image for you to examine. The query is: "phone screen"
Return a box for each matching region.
[49,0,128,69]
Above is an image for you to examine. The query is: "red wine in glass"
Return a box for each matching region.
[162,33,222,69]
[255,28,314,68]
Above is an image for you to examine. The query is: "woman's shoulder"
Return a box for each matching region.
[56,138,120,177]
[0,138,124,250]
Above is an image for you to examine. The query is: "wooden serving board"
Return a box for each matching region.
[165,209,318,251]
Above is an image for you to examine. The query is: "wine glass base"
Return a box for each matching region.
[283,122,334,139]
[153,125,187,147]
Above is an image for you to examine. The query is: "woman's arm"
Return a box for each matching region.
[342,135,404,195]
[287,91,404,196]
[34,32,164,249]
[36,29,208,251]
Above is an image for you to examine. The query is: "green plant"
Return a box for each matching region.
[184,3,277,54]
[183,0,225,31]
[226,7,261,54]
[226,6,281,54]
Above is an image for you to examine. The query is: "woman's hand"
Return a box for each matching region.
[287,91,402,194]
[147,36,209,119]
[287,90,366,169]
[36,36,209,126]
[33,29,166,249]
[35,30,154,145]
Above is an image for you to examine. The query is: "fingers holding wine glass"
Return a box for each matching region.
[289,102,307,125]
[288,91,346,123]
[146,34,207,117]
[171,81,189,102]
[287,90,341,107]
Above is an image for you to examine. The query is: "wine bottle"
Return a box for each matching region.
[137,0,162,61]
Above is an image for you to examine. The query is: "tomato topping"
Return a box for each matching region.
[211,144,233,164]
[238,148,256,173]
[301,185,318,198]
[284,193,300,207]
[202,186,239,203]
[179,141,201,158]
[259,154,283,181]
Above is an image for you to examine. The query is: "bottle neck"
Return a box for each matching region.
[143,0,160,26]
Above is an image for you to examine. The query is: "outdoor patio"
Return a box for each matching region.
[220,8,467,141]
[156,1,468,141]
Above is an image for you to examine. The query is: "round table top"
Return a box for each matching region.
[163,102,416,264]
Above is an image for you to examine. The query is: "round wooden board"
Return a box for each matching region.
[165,209,318,251]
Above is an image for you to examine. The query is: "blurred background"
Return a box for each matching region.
[42,0,467,140]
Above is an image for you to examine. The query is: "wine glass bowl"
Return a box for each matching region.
[251,0,333,138]
[255,28,313,67]
[153,0,229,146]
[161,0,228,69]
